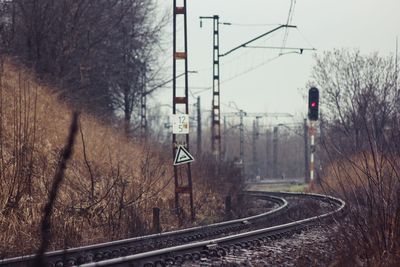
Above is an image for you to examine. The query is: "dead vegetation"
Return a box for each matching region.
[0,58,241,258]
[310,49,400,266]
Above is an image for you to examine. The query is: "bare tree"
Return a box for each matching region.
[0,0,167,122]
[310,49,398,154]
[309,49,400,266]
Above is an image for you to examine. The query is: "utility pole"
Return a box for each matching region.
[172,0,194,222]
[197,96,202,155]
[223,115,227,159]
[239,110,246,178]
[252,119,257,179]
[200,15,222,161]
[223,111,292,179]
[273,126,278,178]
[246,113,292,179]
[265,129,271,178]
[252,117,261,179]
[200,17,298,162]
[304,118,309,183]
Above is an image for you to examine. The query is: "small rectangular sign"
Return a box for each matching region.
[172,114,189,134]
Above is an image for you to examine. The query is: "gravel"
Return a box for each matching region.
[181,226,338,267]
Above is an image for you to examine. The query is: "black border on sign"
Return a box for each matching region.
[174,145,194,165]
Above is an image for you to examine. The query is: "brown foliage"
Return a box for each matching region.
[310,49,400,266]
[0,58,240,258]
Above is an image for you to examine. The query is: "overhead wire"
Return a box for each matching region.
[152,2,310,103]
[181,53,284,96]
[222,54,282,85]
[280,0,297,55]
[226,23,285,27]
[296,28,316,50]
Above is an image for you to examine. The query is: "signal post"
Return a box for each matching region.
[308,87,319,184]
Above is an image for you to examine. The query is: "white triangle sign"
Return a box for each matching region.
[174,145,194,165]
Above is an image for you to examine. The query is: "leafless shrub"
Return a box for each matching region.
[310,49,400,266]
[0,58,245,258]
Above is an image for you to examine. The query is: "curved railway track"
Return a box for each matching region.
[78,192,345,267]
[0,193,288,267]
[0,191,345,267]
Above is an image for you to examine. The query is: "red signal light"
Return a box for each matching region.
[308,87,319,121]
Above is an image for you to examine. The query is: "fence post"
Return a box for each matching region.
[152,207,161,233]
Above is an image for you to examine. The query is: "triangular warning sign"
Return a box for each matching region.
[174,145,194,165]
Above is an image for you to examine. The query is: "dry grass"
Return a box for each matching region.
[316,152,400,266]
[0,58,235,258]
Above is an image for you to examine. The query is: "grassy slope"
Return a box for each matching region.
[0,59,228,257]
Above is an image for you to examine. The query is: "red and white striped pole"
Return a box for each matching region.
[309,121,315,182]
[308,87,319,186]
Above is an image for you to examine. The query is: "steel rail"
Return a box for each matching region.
[78,192,345,267]
[0,194,287,267]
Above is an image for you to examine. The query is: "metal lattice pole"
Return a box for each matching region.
[173,0,194,222]
[200,15,221,161]
[212,16,221,161]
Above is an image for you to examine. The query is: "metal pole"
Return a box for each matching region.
[183,0,195,222]
[200,15,221,160]
[197,96,201,155]
[310,121,315,182]
[152,207,161,233]
[212,16,221,161]
[273,126,278,178]
[172,0,194,222]
[225,195,232,219]
[239,110,245,177]
[223,115,227,160]
[255,117,260,178]
[172,0,178,219]
[304,118,309,183]
[265,129,270,178]
[200,20,297,162]
[252,119,260,179]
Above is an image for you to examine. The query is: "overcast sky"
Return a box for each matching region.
[151,0,400,122]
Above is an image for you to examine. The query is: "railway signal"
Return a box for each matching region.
[308,87,319,121]
[307,87,319,183]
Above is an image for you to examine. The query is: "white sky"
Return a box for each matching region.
[151,0,400,121]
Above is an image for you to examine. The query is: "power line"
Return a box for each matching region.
[296,28,316,50]
[280,0,297,55]
[173,54,284,96]
[226,23,285,27]
[222,54,282,85]
[244,45,316,52]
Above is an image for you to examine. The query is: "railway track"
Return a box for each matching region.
[77,192,345,267]
[0,193,287,267]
